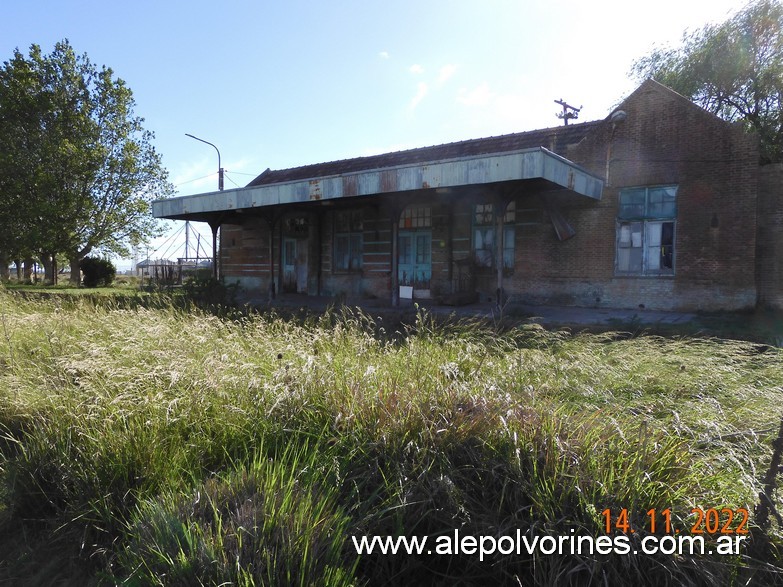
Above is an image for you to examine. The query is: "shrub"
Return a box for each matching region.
[181,274,240,307]
[80,257,116,288]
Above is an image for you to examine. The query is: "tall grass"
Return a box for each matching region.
[119,436,356,587]
[0,290,781,585]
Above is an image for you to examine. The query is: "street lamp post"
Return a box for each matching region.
[185,133,224,191]
[186,133,223,279]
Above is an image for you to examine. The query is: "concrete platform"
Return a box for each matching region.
[241,292,698,329]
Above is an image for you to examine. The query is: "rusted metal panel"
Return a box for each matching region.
[191,191,233,211]
[520,150,542,178]
[343,174,358,196]
[322,177,342,199]
[542,195,576,241]
[265,184,281,205]
[358,172,380,195]
[380,169,397,192]
[236,190,257,209]
[439,161,468,185]
[496,155,524,181]
[397,166,422,191]
[421,164,443,189]
[152,147,604,221]
[308,179,322,200]
[467,159,490,183]
[291,182,309,202]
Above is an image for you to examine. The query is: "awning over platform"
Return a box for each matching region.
[152,146,603,222]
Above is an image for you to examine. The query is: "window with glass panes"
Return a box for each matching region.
[473,202,515,269]
[616,186,676,275]
[400,205,431,229]
[333,210,363,272]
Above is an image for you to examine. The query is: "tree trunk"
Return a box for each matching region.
[0,257,9,282]
[69,254,82,286]
[23,257,34,283]
[14,259,21,280]
[42,253,55,285]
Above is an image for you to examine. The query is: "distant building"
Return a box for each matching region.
[153,80,783,311]
[136,258,176,281]
[136,258,212,284]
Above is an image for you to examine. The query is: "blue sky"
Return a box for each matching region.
[2,0,744,266]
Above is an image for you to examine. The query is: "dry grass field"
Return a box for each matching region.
[0,290,782,585]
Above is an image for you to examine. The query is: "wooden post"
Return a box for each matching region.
[391,217,399,307]
[496,203,504,307]
[265,214,276,300]
[209,221,219,280]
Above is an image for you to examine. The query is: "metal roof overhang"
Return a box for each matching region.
[152,146,603,222]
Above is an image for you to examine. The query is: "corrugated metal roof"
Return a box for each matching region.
[246,121,600,187]
[152,145,604,222]
[152,121,605,222]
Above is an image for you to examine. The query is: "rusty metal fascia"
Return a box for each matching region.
[152,147,603,220]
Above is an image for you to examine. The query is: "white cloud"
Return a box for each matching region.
[437,64,458,84]
[409,63,424,75]
[457,82,495,107]
[409,81,429,110]
[379,51,390,59]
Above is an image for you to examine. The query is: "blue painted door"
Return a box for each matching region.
[398,230,431,296]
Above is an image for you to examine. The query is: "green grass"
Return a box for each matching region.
[603,307,783,346]
[3,278,148,302]
[0,291,782,585]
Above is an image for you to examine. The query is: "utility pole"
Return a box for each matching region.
[554,99,581,126]
[184,221,190,259]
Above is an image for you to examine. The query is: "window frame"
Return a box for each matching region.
[284,215,309,236]
[400,205,432,229]
[333,210,363,273]
[615,185,677,277]
[472,202,515,272]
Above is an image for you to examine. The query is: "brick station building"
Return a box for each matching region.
[153,80,783,312]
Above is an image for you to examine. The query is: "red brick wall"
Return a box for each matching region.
[220,219,270,292]
[504,80,759,311]
[220,81,760,311]
[757,164,783,309]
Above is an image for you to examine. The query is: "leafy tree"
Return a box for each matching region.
[631,0,783,164]
[0,40,174,284]
[0,48,48,276]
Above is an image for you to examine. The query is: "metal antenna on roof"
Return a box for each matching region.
[554,99,581,125]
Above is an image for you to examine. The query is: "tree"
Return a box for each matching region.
[0,48,50,278]
[631,0,783,164]
[0,40,174,284]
